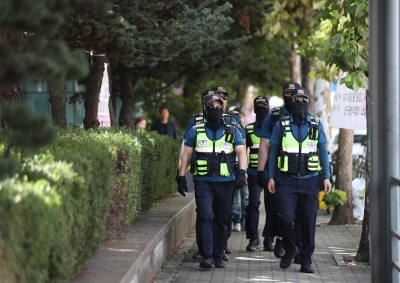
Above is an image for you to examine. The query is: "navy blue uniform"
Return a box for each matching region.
[268,115,330,265]
[259,108,292,244]
[245,121,269,241]
[185,121,244,258]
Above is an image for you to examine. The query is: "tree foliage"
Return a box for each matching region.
[298,0,369,90]
[262,0,322,43]
[0,103,57,180]
[0,0,109,86]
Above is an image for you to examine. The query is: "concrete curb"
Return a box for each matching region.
[71,193,196,283]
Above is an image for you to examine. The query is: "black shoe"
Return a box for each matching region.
[192,251,203,261]
[214,256,225,268]
[263,241,274,251]
[246,239,261,251]
[224,244,231,254]
[222,250,229,261]
[279,248,298,269]
[199,257,215,268]
[274,239,285,258]
[294,254,301,264]
[300,264,314,273]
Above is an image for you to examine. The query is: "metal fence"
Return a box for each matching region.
[352,156,367,180]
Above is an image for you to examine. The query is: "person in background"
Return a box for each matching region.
[229,106,249,232]
[150,106,178,140]
[134,116,148,130]
[176,92,247,269]
[244,96,270,251]
[267,87,331,273]
[211,87,246,256]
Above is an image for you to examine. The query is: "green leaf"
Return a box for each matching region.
[272,21,281,35]
[339,40,349,51]
[338,14,351,31]
[330,10,340,19]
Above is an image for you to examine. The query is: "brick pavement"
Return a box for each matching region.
[156,199,371,283]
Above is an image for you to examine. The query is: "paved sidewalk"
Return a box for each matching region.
[156,197,371,283]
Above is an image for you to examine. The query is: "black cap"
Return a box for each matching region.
[201,90,215,100]
[282,82,301,94]
[211,86,229,96]
[290,87,310,99]
[202,91,224,106]
[253,96,269,107]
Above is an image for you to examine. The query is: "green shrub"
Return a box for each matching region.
[323,188,347,207]
[47,130,114,271]
[0,163,71,283]
[19,154,86,283]
[0,126,180,283]
[135,130,180,211]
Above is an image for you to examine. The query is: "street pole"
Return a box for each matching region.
[370,1,400,282]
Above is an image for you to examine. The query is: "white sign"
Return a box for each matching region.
[330,70,367,130]
[97,63,111,127]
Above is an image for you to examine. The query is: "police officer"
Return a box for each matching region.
[181,88,244,260]
[267,88,331,273]
[244,96,270,251]
[177,91,247,268]
[257,82,301,257]
[229,106,249,232]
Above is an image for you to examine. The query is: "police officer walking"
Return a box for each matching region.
[181,87,245,260]
[244,96,270,251]
[257,82,301,257]
[267,88,331,273]
[177,91,247,268]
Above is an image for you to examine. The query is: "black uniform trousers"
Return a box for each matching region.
[275,173,319,265]
[194,180,235,259]
[262,183,281,242]
[245,175,262,240]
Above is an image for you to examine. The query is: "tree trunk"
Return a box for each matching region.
[83,55,105,129]
[235,77,246,107]
[0,79,22,104]
[354,89,370,263]
[107,63,116,127]
[288,43,301,84]
[313,79,333,152]
[183,77,198,99]
[118,63,135,127]
[301,58,316,114]
[0,28,23,103]
[354,179,369,262]
[329,128,355,225]
[48,81,67,128]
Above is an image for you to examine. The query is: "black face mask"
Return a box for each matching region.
[254,107,270,125]
[206,108,224,131]
[284,96,292,112]
[291,103,309,124]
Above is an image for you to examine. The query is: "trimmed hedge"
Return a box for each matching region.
[0,127,180,283]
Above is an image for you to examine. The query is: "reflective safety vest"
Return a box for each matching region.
[277,115,321,175]
[190,123,236,177]
[245,123,260,168]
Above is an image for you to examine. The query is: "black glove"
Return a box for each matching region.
[257,171,268,189]
[234,169,246,189]
[176,175,188,197]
